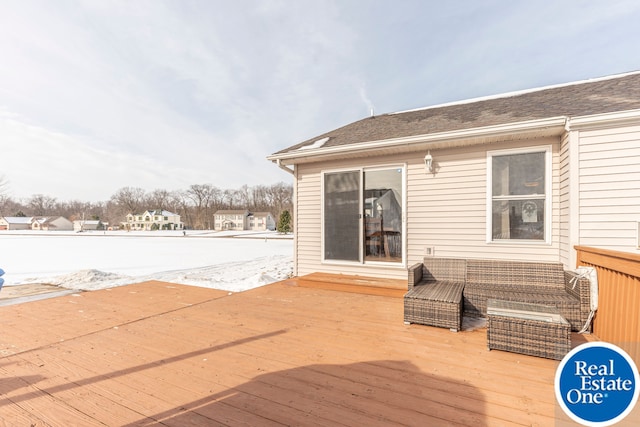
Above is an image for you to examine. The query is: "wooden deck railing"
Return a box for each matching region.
[575,245,640,363]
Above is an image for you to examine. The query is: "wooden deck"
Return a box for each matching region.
[0,277,636,426]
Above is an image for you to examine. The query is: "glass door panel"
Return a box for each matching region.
[364,168,403,263]
[323,171,360,261]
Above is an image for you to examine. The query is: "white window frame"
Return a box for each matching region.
[486,145,552,244]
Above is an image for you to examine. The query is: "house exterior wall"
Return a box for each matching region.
[124,211,183,231]
[248,212,276,231]
[32,217,73,231]
[0,217,33,230]
[74,220,101,231]
[293,136,564,279]
[574,123,640,254]
[214,211,249,231]
[408,137,562,264]
[51,217,73,231]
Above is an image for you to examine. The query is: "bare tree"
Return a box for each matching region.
[1,179,291,231]
[169,191,192,227]
[236,184,252,208]
[29,194,58,216]
[110,187,146,215]
[222,189,236,209]
[186,184,216,229]
[266,182,293,218]
[146,189,172,211]
[58,200,104,222]
[251,184,269,211]
[0,175,9,215]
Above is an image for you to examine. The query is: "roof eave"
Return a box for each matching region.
[567,108,640,131]
[268,116,568,166]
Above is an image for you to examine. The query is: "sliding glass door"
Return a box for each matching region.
[323,166,404,264]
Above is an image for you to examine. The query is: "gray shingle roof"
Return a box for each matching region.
[272,72,640,156]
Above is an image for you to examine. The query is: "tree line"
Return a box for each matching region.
[0,180,293,230]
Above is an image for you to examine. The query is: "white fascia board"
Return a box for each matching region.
[268,116,567,165]
[566,109,640,131]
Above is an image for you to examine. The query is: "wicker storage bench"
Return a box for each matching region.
[404,258,466,331]
[487,299,571,360]
[404,281,465,331]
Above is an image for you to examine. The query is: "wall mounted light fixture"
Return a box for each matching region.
[424,151,433,173]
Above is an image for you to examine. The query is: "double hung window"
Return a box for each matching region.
[488,147,551,242]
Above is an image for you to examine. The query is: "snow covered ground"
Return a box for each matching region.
[0,230,293,292]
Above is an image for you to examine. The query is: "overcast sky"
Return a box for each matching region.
[2,0,640,202]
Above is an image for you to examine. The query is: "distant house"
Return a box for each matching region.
[32,216,73,231]
[73,220,104,232]
[214,210,276,231]
[123,210,184,231]
[214,210,249,231]
[0,216,34,231]
[248,212,276,231]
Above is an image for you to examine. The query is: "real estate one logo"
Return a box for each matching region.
[555,342,639,426]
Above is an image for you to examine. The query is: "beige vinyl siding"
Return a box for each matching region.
[294,168,322,276]
[406,149,486,263]
[293,136,563,280]
[407,138,561,265]
[577,124,640,253]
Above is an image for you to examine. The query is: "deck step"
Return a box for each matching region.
[295,273,407,298]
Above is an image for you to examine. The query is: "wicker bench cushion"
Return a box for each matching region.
[405,280,464,303]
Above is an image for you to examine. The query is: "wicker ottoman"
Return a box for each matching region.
[487,299,571,360]
[404,280,465,332]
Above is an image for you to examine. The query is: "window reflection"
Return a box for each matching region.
[364,168,403,261]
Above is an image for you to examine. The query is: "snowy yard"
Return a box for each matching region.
[0,230,293,292]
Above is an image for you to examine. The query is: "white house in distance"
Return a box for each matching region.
[249,211,276,231]
[32,216,73,231]
[123,210,184,231]
[214,210,276,231]
[268,71,640,280]
[214,210,250,231]
[73,219,104,232]
[0,216,34,230]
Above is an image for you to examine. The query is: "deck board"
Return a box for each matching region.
[0,278,636,426]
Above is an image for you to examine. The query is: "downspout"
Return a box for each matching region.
[275,158,297,276]
[276,159,295,175]
[564,116,581,269]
